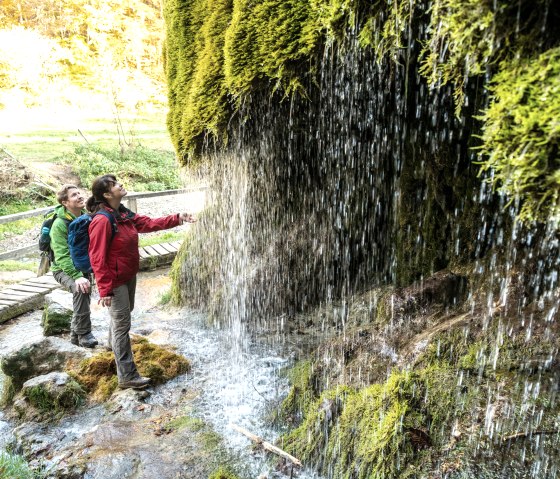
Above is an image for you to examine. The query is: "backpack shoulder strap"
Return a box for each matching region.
[51,215,71,230]
[93,210,118,239]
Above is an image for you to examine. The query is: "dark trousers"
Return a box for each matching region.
[52,270,92,336]
[108,276,139,382]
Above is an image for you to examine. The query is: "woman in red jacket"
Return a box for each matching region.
[87,174,195,389]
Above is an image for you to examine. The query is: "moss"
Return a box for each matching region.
[164,415,206,433]
[282,332,560,478]
[282,367,459,478]
[0,375,15,407]
[419,0,555,115]
[68,337,190,401]
[358,0,413,62]
[208,466,240,479]
[169,231,192,305]
[24,379,85,413]
[276,360,316,424]
[41,307,71,336]
[477,47,560,222]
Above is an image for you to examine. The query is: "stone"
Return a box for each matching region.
[393,270,469,316]
[42,290,73,336]
[0,337,91,390]
[19,372,85,417]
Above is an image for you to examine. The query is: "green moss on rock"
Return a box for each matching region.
[68,337,190,400]
[41,303,72,336]
[209,466,240,479]
[22,373,86,414]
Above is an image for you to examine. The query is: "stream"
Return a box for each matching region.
[0,269,322,478]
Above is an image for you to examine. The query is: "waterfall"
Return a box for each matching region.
[166,1,560,476]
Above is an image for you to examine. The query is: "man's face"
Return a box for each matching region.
[62,188,85,211]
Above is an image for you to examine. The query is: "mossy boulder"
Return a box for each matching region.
[41,290,73,336]
[20,372,85,414]
[0,337,91,392]
[69,336,190,401]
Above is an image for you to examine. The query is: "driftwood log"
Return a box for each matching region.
[230,423,303,467]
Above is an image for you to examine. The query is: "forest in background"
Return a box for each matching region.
[0,0,167,115]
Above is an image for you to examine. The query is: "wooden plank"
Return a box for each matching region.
[9,284,47,294]
[0,296,45,324]
[0,299,17,306]
[138,248,151,259]
[159,242,178,253]
[26,275,58,283]
[143,245,159,257]
[0,290,36,298]
[0,206,52,225]
[20,280,58,290]
[19,281,53,291]
[0,244,39,261]
[170,241,183,249]
[151,244,171,256]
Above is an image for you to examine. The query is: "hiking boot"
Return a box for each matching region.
[78,332,98,348]
[118,376,151,390]
[70,332,79,346]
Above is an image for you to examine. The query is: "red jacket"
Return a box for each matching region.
[88,206,180,297]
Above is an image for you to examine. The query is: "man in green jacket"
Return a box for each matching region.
[50,184,98,348]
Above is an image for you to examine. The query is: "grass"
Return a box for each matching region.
[0,216,42,242]
[139,231,185,247]
[0,260,38,273]
[0,450,42,479]
[2,115,174,163]
[158,288,173,305]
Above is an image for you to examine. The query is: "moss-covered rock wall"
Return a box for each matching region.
[164,2,560,477]
[164,0,560,221]
[166,0,559,322]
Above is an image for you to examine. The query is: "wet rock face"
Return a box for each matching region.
[29,417,227,479]
[394,270,469,315]
[0,337,91,390]
[42,290,73,336]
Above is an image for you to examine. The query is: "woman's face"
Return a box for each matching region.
[106,180,128,200]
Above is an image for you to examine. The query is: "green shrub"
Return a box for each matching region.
[67,144,181,191]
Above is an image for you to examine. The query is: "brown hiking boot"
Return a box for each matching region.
[118,376,151,390]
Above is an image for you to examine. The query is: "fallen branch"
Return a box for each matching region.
[502,430,558,442]
[230,423,302,467]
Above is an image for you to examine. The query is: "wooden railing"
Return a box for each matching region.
[0,185,208,260]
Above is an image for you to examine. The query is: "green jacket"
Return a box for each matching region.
[49,204,85,280]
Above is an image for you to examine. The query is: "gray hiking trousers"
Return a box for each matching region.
[108,276,139,382]
[52,270,92,336]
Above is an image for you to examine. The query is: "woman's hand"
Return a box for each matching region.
[98,296,112,307]
[179,212,196,224]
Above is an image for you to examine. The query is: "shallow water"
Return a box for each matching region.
[0,270,322,478]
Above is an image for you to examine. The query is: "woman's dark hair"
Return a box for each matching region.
[86,174,117,213]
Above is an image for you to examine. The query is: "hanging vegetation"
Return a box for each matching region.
[164,0,559,222]
[478,48,560,222]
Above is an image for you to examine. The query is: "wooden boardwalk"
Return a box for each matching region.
[0,241,183,324]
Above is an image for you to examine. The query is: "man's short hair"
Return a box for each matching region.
[56,184,79,204]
